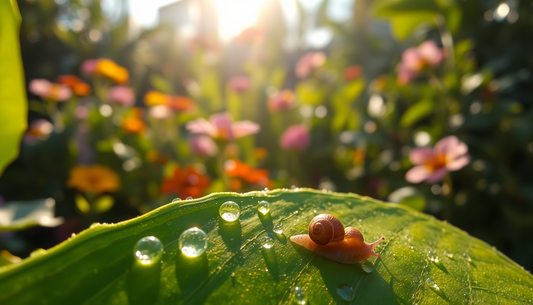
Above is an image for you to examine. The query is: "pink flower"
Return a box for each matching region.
[81,59,98,75]
[280,124,310,150]
[268,90,295,112]
[108,86,135,106]
[190,135,218,157]
[75,106,89,120]
[149,105,172,119]
[295,51,326,78]
[397,41,445,85]
[229,76,250,93]
[186,112,260,141]
[29,79,71,101]
[405,136,470,184]
[24,119,54,144]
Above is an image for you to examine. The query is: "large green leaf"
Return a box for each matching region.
[0,189,531,304]
[0,0,27,175]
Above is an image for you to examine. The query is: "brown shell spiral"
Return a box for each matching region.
[308,214,345,245]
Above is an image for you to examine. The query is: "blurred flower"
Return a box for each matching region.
[254,147,268,161]
[296,51,326,78]
[24,119,53,144]
[406,136,470,184]
[280,124,310,150]
[233,26,264,45]
[67,165,120,195]
[94,59,129,84]
[75,106,89,120]
[224,159,272,189]
[268,90,295,112]
[81,59,98,75]
[149,105,172,119]
[122,108,146,134]
[160,165,210,199]
[57,75,91,96]
[146,150,170,166]
[108,86,135,106]
[397,41,444,85]
[229,76,250,93]
[344,65,362,81]
[144,91,194,112]
[29,79,71,101]
[186,112,260,141]
[190,135,218,157]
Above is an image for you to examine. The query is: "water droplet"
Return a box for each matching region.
[257,200,270,215]
[361,260,374,273]
[134,236,164,265]
[291,286,307,304]
[428,251,439,263]
[167,221,171,226]
[463,253,472,262]
[337,284,355,301]
[264,187,269,191]
[445,250,454,259]
[219,201,240,222]
[262,236,273,249]
[273,223,283,234]
[426,278,440,291]
[186,196,193,200]
[90,222,100,228]
[179,227,207,257]
[172,198,181,203]
[71,233,76,238]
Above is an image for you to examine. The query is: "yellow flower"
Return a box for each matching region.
[68,165,120,195]
[144,91,168,106]
[95,59,129,84]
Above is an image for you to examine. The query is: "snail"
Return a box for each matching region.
[290,214,385,264]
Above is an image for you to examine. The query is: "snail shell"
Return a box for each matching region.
[308,214,345,245]
[291,214,385,264]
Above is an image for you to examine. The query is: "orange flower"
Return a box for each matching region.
[253,147,268,161]
[144,91,194,112]
[146,150,170,166]
[122,108,147,134]
[224,160,272,188]
[160,166,210,199]
[67,165,120,195]
[95,59,129,84]
[57,75,91,96]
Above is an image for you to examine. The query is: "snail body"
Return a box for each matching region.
[290,214,385,264]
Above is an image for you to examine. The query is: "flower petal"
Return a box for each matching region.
[446,155,470,171]
[186,118,216,137]
[409,147,434,165]
[435,136,459,155]
[210,112,234,140]
[425,168,449,184]
[232,121,260,139]
[405,165,432,184]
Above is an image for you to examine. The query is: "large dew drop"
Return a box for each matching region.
[262,236,273,249]
[337,284,355,301]
[134,236,164,265]
[179,227,207,257]
[219,201,241,222]
[257,200,270,215]
[172,198,181,203]
[291,286,307,304]
[361,260,374,273]
[426,278,440,291]
[273,223,283,234]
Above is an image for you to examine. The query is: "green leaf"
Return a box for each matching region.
[150,74,173,94]
[0,190,532,304]
[0,198,64,232]
[400,100,435,127]
[0,0,27,175]
[389,12,437,40]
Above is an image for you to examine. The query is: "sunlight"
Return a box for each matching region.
[211,0,268,40]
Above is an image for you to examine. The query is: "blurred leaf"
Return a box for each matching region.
[296,81,325,106]
[0,190,532,304]
[93,195,114,213]
[269,67,286,89]
[0,0,27,175]
[401,195,427,211]
[455,40,474,60]
[400,100,435,127]
[389,12,437,40]
[0,250,21,267]
[75,194,91,214]
[150,74,173,95]
[373,0,440,16]
[443,5,462,35]
[0,198,64,232]
[343,79,366,100]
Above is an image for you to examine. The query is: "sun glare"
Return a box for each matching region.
[211,0,268,40]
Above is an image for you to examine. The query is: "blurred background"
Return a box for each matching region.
[1,0,533,272]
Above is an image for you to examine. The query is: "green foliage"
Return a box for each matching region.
[0,0,27,175]
[0,190,531,304]
[0,198,63,232]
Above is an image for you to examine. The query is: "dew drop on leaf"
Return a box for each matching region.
[426,278,440,291]
[291,286,307,304]
[219,201,240,222]
[186,196,193,200]
[262,236,273,249]
[445,250,454,259]
[172,198,181,203]
[179,227,207,257]
[134,236,163,265]
[273,223,283,234]
[257,200,270,215]
[463,253,472,262]
[337,284,355,301]
[361,260,374,273]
